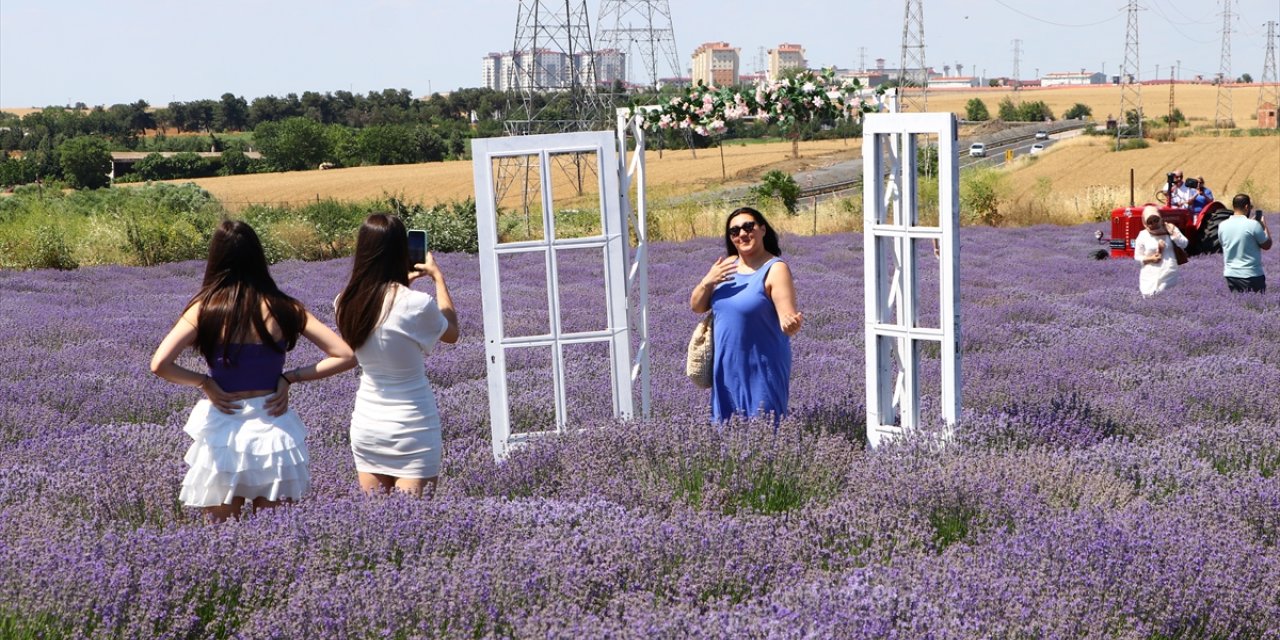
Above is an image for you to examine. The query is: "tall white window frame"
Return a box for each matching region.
[472,129,649,460]
[861,112,961,448]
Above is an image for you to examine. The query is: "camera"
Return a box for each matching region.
[1184,178,1199,190]
[1166,172,1177,184]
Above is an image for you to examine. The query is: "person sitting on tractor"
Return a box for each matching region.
[1158,170,1195,207]
[1186,176,1214,214]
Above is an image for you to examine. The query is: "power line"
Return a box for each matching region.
[989,0,1123,28]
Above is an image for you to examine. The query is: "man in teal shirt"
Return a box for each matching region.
[1219,193,1272,293]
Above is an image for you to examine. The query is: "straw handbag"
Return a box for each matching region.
[685,314,714,389]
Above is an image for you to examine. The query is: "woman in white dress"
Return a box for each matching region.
[1134,206,1188,298]
[150,220,355,522]
[335,213,459,497]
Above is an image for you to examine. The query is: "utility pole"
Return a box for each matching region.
[1117,0,1143,148]
[1260,20,1278,111]
[898,0,927,111]
[507,0,606,134]
[1168,66,1177,141]
[1214,0,1234,129]
[597,0,681,91]
[1013,38,1024,90]
[859,46,867,73]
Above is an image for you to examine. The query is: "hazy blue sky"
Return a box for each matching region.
[2,0,1276,108]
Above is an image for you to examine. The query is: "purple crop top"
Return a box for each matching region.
[206,342,287,392]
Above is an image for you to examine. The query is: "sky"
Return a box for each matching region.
[1,0,1277,108]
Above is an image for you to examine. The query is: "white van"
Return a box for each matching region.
[968,143,986,157]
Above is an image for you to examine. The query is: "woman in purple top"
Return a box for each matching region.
[689,207,804,422]
[150,221,355,522]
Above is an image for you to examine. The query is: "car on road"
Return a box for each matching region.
[968,143,986,157]
[1034,130,1049,140]
[1030,143,1046,155]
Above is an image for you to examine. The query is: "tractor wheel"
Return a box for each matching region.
[1191,207,1233,255]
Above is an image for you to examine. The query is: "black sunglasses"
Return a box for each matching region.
[728,220,760,237]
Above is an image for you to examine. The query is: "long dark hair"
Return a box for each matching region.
[723,206,782,257]
[336,213,411,350]
[185,220,306,360]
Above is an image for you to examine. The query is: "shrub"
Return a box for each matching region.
[1064,103,1093,120]
[750,170,800,215]
[390,196,480,254]
[960,167,1009,226]
[965,98,990,122]
[1114,138,1150,151]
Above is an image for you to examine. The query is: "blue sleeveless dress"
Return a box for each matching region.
[709,257,792,422]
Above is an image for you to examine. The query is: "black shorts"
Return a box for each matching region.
[1225,275,1266,293]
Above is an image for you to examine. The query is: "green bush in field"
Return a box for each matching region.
[0,183,221,269]
[960,167,1009,226]
[750,170,800,215]
[389,196,480,254]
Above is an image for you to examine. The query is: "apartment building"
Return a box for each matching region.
[691,41,740,87]
[481,49,625,91]
[767,44,806,82]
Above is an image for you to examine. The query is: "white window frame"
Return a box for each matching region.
[861,112,961,447]
[472,130,648,460]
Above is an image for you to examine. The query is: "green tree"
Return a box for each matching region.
[254,117,335,171]
[57,136,111,189]
[1063,103,1092,120]
[1017,100,1054,122]
[965,98,990,121]
[997,96,1019,121]
[352,125,420,165]
[1239,73,1253,83]
[216,93,250,131]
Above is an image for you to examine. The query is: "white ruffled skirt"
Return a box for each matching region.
[179,397,310,508]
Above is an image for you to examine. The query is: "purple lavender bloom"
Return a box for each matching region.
[2,224,1280,637]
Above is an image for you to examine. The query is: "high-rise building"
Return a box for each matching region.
[691,41,740,87]
[767,43,806,82]
[482,49,624,91]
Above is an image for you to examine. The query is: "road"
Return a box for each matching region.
[692,120,1091,207]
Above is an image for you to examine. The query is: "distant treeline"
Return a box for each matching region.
[0,85,862,188]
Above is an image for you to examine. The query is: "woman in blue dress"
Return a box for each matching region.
[689,207,804,422]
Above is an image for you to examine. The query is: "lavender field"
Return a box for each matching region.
[3,225,1280,638]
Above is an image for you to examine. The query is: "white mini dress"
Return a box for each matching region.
[345,285,449,478]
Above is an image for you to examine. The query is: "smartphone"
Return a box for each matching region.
[1256,211,1264,224]
[407,229,427,266]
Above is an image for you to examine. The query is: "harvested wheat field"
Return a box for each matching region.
[925,84,1276,126]
[1001,135,1280,225]
[168,138,861,212]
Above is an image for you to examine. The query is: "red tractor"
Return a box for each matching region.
[1105,172,1232,258]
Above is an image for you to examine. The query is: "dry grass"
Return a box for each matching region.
[1000,134,1280,225]
[152,138,863,212]
[927,84,1276,126]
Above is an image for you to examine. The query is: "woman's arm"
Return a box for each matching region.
[412,252,459,344]
[264,310,354,417]
[281,311,356,384]
[149,304,241,413]
[691,256,737,313]
[1167,223,1189,248]
[764,261,804,336]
